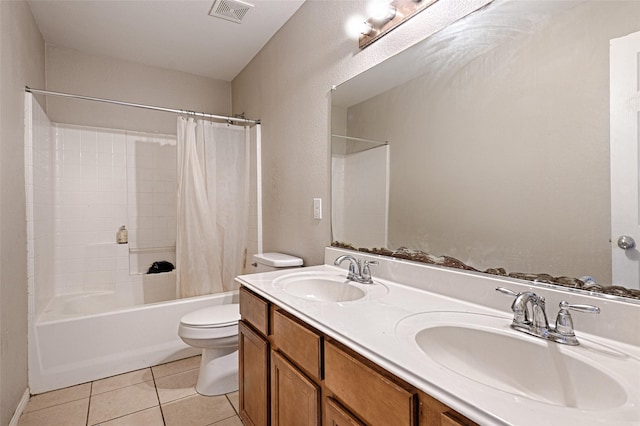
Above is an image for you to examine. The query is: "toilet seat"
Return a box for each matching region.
[180,304,240,328]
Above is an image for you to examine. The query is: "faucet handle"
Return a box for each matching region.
[495,287,518,297]
[554,301,600,344]
[559,301,600,314]
[361,260,378,284]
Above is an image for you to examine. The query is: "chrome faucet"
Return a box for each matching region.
[496,287,600,345]
[334,255,377,284]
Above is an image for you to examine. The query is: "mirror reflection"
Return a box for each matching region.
[331,0,640,299]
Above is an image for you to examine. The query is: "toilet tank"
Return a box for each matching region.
[251,252,303,273]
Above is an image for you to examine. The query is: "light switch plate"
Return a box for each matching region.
[313,198,322,219]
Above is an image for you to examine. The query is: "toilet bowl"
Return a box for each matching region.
[178,252,303,396]
[178,304,240,396]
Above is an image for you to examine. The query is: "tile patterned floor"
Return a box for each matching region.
[18,356,243,426]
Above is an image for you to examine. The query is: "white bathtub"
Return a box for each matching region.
[28,272,238,394]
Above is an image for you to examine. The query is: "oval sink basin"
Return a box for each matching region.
[283,278,365,302]
[272,271,388,302]
[397,312,630,410]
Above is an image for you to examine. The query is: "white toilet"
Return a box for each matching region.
[178,252,302,396]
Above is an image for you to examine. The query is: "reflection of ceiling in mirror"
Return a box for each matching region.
[332,1,583,108]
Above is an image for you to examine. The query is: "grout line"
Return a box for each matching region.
[205,413,241,426]
[85,382,92,426]
[150,364,167,425]
[225,394,239,417]
[87,407,162,426]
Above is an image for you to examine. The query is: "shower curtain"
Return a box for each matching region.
[176,117,251,298]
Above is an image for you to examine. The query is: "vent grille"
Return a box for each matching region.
[208,0,254,24]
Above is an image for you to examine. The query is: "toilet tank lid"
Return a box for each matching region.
[253,252,303,267]
[180,304,240,327]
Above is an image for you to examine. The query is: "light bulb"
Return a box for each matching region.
[346,15,374,39]
[367,0,396,22]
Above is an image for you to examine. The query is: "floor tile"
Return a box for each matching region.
[152,355,201,379]
[161,394,236,426]
[24,383,91,413]
[87,381,159,425]
[155,368,199,404]
[97,407,165,426]
[225,391,239,414]
[92,368,154,395]
[208,415,243,426]
[18,398,89,426]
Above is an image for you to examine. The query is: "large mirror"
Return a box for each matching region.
[331,0,640,300]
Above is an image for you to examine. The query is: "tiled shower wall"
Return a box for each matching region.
[53,124,129,293]
[125,131,177,274]
[52,124,177,293]
[25,95,56,318]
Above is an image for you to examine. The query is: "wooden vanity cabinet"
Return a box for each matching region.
[239,286,476,426]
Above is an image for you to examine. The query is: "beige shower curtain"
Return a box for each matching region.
[176,117,250,298]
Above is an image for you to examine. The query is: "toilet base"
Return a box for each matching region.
[196,346,238,396]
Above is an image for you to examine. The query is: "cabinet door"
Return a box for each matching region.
[271,350,320,426]
[239,320,269,426]
[324,397,365,426]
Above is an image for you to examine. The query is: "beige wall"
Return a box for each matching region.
[46,46,232,134]
[232,0,491,266]
[0,1,45,423]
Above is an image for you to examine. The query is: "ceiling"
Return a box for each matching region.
[27,0,306,82]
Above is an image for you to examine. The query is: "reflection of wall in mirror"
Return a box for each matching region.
[344,2,640,284]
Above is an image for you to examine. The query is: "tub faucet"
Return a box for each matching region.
[334,255,377,284]
[496,287,600,345]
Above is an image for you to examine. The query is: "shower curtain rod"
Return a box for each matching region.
[25,86,260,125]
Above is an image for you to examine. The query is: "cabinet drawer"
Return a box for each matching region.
[272,309,323,380]
[324,340,416,426]
[419,391,477,426]
[324,397,365,426]
[240,287,269,335]
[441,412,470,426]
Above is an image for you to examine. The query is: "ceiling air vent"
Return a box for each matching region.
[208,0,254,24]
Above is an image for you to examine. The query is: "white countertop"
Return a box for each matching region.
[236,251,640,426]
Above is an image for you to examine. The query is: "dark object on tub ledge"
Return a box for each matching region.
[148,261,175,274]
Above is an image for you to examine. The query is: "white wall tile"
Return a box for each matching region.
[45,123,177,292]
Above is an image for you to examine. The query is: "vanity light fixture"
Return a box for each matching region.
[357,0,439,49]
